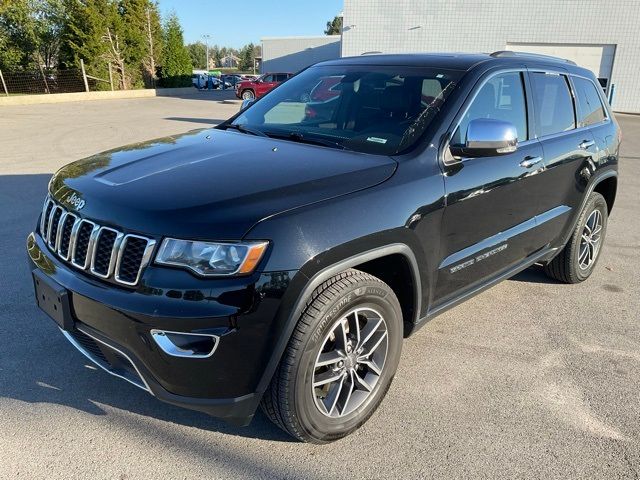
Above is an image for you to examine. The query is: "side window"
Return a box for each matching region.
[452,72,528,146]
[276,74,288,82]
[262,75,274,83]
[530,72,575,136]
[573,76,607,126]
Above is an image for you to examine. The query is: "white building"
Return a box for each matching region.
[341,0,640,113]
[261,35,341,74]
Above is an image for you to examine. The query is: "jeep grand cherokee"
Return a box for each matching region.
[27,52,619,443]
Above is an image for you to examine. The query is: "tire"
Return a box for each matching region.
[241,89,255,100]
[261,269,403,443]
[544,191,608,283]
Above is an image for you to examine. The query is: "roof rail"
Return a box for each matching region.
[490,50,577,65]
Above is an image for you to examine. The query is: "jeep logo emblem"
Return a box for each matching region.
[64,192,85,211]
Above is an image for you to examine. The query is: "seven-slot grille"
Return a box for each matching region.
[40,197,156,286]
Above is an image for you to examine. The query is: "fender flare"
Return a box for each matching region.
[559,168,618,247]
[255,243,421,393]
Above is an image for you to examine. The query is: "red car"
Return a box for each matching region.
[309,76,342,101]
[235,72,293,100]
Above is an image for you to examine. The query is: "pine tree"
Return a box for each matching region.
[101,0,128,89]
[59,0,113,85]
[120,0,146,87]
[120,0,161,87]
[324,15,342,35]
[238,43,255,72]
[142,2,162,86]
[160,12,190,87]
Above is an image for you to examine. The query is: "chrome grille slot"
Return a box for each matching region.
[58,213,77,259]
[71,220,96,269]
[39,197,154,286]
[115,235,156,285]
[90,227,121,278]
[41,198,54,236]
[47,206,63,249]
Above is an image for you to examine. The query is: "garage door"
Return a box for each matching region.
[506,43,616,92]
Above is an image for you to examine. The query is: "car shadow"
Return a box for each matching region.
[165,117,228,125]
[510,264,564,284]
[0,173,292,443]
[159,89,240,103]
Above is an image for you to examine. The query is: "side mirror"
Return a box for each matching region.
[240,98,255,111]
[450,118,518,158]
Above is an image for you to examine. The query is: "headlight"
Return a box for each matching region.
[155,238,268,276]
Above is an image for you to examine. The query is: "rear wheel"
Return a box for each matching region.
[261,269,403,443]
[241,89,255,100]
[544,191,608,283]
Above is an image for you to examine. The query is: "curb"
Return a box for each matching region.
[0,88,237,106]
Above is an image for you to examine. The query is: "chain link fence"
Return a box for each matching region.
[0,61,113,96]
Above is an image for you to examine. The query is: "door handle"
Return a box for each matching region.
[519,156,543,168]
[579,140,595,150]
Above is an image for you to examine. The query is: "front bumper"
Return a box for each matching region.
[27,231,298,425]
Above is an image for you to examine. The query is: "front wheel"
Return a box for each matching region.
[261,269,403,443]
[544,191,608,283]
[241,89,255,100]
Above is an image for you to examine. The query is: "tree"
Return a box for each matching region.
[0,0,64,70]
[142,2,162,86]
[120,0,162,87]
[60,0,164,90]
[324,15,342,35]
[160,12,190,87]
[237,43,259,72]
[59,0,114,83]
[211,44,221,68]
[0,0,36,70]
[34,0,65,69]
[186,41,206,69]
[102,3,128,90]
[120,0,146,87]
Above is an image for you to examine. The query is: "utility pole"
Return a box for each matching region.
[202,34,211,70]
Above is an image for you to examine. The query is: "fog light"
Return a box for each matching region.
[150,329,219,358]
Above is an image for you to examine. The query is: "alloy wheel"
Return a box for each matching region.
[578,209,603,270]
[312,307,389,418]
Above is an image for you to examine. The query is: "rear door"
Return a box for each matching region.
[257,74,276,96]
[434,70,547,303]
[526,69,597,245]
[571,74,616,165]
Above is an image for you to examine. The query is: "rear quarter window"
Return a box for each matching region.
[573,76,607,126]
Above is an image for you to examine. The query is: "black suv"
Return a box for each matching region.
[28,52,619,443]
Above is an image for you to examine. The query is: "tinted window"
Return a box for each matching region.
[452,72,528,145]
[573,76,607,126]
[276,74,288,82]
[531,73,575,136]
[233,65,463,155]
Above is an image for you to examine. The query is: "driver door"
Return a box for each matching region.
[433,70,547,304]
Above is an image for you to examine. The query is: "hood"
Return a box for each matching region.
[49,128,397,239]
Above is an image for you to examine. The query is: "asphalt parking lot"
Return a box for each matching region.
[0,93,638,479]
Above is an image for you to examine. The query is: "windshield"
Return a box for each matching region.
[230,64,462,155]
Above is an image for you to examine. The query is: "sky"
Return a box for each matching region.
[159,0,344,49]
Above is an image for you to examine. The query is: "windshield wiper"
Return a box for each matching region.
[220,123,268,137]
[268,131,348,150]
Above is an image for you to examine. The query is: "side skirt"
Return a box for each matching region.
[412,246,558,331]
